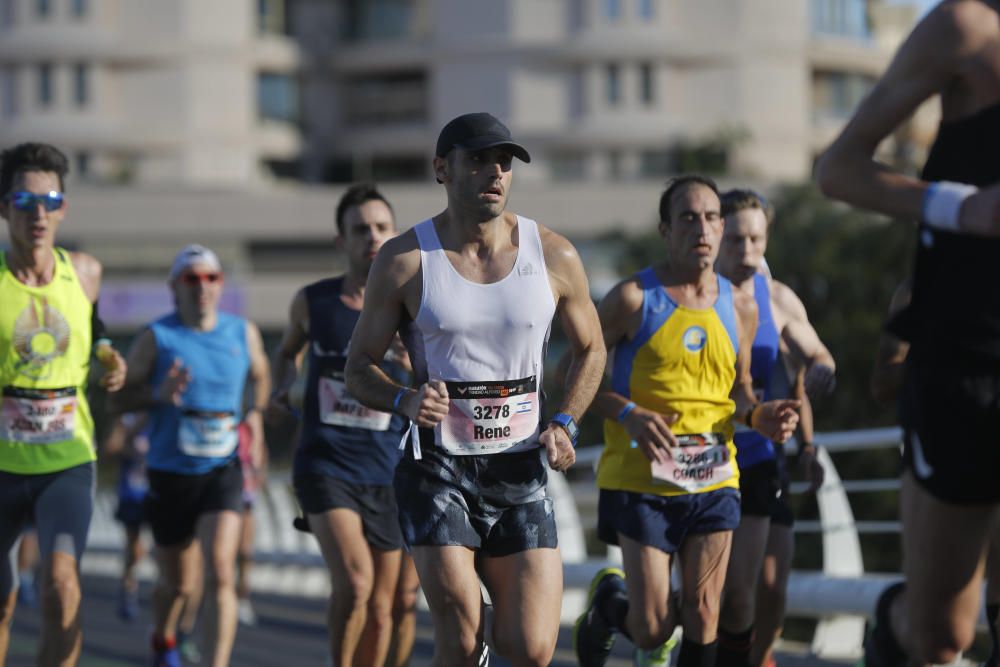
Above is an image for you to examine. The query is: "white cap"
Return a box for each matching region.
[169,244,222,280]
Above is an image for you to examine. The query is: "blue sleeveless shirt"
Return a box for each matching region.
[146,312,250,474]
[293,277,408,485]
[734,273,784,468]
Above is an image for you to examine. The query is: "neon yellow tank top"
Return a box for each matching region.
[598,267,740,496]
[0,249,96,473]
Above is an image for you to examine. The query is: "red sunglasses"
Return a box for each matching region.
[178,272,222,286]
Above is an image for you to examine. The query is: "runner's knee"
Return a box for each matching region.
[682,589,721,641]
[492,629,555,666]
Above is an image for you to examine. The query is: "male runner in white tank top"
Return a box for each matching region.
[346,112,606,667]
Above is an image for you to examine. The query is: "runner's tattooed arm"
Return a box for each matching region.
[346,232,449,428]
[772,280,836,398]
[733,288,800,443]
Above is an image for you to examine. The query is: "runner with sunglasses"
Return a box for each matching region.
[714,189,831,667]
[0,141,127,666]
[114,244,270,667]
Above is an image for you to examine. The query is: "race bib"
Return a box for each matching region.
[178,410,239,458]
[0,387,76,444]
[651,433,734,492]
[318,376,391,431]
[438,376,539,455]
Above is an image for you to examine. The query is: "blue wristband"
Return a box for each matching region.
[617,401,637,423]
[392,388,408,413]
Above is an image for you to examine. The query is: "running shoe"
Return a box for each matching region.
[862,582,907,667]
[150,646,181,667]
[16,573,37,609]
[237,598,257,626]
[117,586,139,622]
[177,631,201,664]
[634,626,681,667]
[574,567,627,667]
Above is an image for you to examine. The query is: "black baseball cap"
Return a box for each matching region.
[435,112,531,163]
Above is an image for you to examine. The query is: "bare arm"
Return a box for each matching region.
[816,1,1000,234]
[871,279,912,404]
[538,229,606,470]
[243,321,270,463]
[772,280,836,398]
[345,233,448,426]
[540,229,606,423]
[791,366,824,492]
[730,287,761,421]
[734,288,801,442]
[269,288,309,419]
[590,277,681,465]
[71,250,126,391]
[815,2,969,217]
[109,329,164,414]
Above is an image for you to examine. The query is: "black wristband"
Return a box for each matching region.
[744,404,759,429]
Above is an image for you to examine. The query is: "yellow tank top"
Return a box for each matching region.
[0,249,96,473]
[598,267,740,496]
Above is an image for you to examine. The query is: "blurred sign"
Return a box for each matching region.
[100,281,246,328]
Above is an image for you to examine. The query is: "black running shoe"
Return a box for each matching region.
[574,567,626,667]
[862,582,907,667]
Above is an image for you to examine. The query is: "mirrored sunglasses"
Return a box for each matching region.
[6,190,65,212]
[179,272,223,286]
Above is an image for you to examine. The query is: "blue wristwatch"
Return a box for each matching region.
[549,412,579,446]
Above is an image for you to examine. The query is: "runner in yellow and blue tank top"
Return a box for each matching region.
[574,176,801,667]
[0,142,126,666]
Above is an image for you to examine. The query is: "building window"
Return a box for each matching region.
[76,152,90,179]
[71,0,87,18]
[569,67,585,118]
[640,62,655,105]
[342,71,428,126]
[372,155,426,182]
[607,151,623,180]
[603,0,621,21]
[811,0,869,40]
[1,67,16,117]
[257,72,300,123]
[73,63,87,107]
[606,64,621,106]
[640,149,673,177]
[1,0,16,27]
[257,0,287,35]
[637,0,654,20]
[550,151,587,181]
[35,0,50,18]
[342,0,418,42]
[37,63,52,107]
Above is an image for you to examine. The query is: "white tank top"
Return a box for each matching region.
[405,216,557,456]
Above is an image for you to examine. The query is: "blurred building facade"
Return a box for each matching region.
[0,0,931,330]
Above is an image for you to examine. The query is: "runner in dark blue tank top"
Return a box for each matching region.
[716,190,832,667]
[269,184,419,667]
[817,3,1000,664]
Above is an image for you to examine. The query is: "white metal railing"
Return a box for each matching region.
[84,426,928,659]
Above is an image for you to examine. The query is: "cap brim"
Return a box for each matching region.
[455,136,531,163]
